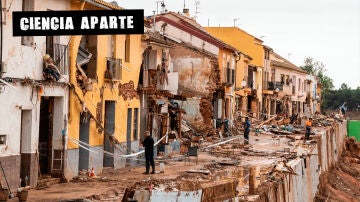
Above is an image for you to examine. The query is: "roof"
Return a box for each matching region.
[89,0,123,10]
[142,31,174,48]
[270,52,307,74]
[206,27,263,42]
[154,12,238,53]
[204,27,264,67]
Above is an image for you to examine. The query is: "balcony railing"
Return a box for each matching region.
[53,44,69,75]
[267,81,284,91]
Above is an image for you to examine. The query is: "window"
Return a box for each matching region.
[280,74,285,84]
[77,35,97,79]
[285,75,290,85]
[133,108,138,140]
[105,58,122,80]
[21,0,34,46]
[0,135,6,145]
[298,79,301,91]
[125,35,130,62]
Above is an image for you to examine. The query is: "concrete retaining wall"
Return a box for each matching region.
[258,121,347,202]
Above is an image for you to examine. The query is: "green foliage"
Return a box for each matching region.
[322,84,360,111]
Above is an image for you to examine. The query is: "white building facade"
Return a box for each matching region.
[0,0,70,189]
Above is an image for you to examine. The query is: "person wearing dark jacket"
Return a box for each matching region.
[142,131,155,174]
[244,117,251,144]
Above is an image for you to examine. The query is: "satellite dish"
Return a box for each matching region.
[275,88,279,93]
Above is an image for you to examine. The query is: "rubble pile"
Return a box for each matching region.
[124,174,205,198]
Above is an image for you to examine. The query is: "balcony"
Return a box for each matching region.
[105,57,122,80]
[53,44,69,75]
[267,81,284,91]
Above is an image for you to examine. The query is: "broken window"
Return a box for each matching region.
[105,57,122,80]
[77,35,97,79]
[21,0,34,46]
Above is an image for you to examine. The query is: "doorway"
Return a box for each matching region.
[78,113,90,171]
[126,108,133,154]
[38,97,54,175]
[103,101,115,168]
[20,110,32,186]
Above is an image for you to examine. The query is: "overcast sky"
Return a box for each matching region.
[113,0,360,89]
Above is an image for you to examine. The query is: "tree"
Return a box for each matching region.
[300,57,334,111]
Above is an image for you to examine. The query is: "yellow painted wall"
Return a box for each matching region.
[205,27,264,67]
[68,1,142,149]
[205,27,264,113]
[218,48,234,83]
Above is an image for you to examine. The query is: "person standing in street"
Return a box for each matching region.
[340,102,347,115]
[304,117,313,143]
[244,117,251,144]
[142,131,155,174]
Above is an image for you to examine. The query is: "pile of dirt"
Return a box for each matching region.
[315,137,360,201]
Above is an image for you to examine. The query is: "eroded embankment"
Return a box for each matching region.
[315,137,360,202]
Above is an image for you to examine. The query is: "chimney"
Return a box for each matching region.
[183,8,190,17]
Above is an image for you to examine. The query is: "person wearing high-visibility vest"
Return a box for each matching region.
[304,117,313,143]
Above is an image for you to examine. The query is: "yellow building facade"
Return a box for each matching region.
[66,0,142,178]
[205,27,264,117]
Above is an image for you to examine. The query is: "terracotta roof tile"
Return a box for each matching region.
[271,52,306,73]
[90,0,123,10]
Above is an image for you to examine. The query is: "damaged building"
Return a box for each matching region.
[0,0,70,190]
[66,0,143,179]
[205,27,265,119]
[153,11,239,133]
[139,30,182,154]
[0,0,326,194]
[266,51,309,118]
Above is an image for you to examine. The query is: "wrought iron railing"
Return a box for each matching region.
[53,44,69,75]
[268,81,284,91]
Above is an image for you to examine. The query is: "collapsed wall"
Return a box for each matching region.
[255,121,347,201]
